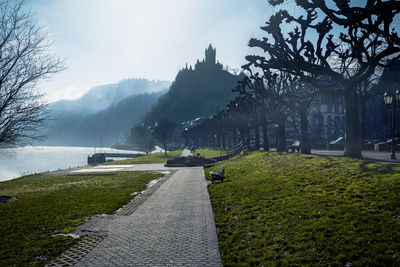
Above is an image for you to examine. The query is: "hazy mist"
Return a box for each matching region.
[30,0,274,102]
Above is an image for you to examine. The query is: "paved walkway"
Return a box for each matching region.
[311,149,400,164]
[268,148,400,164]
[71,163,172,173]
[71,166,221,266]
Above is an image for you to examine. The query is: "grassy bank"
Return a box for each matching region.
[0,171,161,266]
[194,148,228,158]
[105,150,182,165]
[206,152,400,266]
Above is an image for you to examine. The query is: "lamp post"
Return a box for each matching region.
[383,90,400,160]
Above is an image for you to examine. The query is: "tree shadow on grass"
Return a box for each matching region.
[310,153,399,175]
[358,161,399,175]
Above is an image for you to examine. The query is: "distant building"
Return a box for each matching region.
[181,44,223,71]
[308,96,345,143]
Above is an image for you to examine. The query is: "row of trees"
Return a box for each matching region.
[185,0,400,158]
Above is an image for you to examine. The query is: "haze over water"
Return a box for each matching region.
[0,146,143,182]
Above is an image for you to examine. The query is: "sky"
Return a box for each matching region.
[29,0,282,102]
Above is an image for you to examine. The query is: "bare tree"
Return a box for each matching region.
[236,71,292,152]
[153,118,175,156]
[0,0,65,146]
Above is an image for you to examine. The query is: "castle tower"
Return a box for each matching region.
[205,44,216,65]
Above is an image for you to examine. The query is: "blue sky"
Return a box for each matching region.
[29,0,278,102]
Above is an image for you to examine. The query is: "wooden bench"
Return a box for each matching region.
[288,141,301,152]
[210,165,225,184]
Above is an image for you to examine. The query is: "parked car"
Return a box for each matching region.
[384,137,400,147]
[366,139,383,145]
[329,137,344,145]
[385,137,400,143]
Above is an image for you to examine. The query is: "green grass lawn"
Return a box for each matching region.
[104,150,182,165]
[0,171,161,266]
[206,151,400,266]
[194,148,228,158]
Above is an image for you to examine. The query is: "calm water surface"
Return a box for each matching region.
[0,146,143,181]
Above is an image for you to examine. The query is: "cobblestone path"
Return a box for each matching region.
[74,167,221,266]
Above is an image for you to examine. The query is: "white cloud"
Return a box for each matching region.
[45,85,88,103]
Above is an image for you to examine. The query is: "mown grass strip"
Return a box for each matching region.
[0,171,161,266]
[194,148,228,158]
[206,151,400,266]
[104,150,182,165]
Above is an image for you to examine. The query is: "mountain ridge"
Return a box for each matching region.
[41,78,170,146]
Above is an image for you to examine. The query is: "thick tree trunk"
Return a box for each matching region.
[217,134,221,148]
[344,90,362,158]
[300,109,311,154]
[361,96,367,147]
[262,121,269,151]
[277,119,287,152]
[254,123,260,150]
[222,132,226,148]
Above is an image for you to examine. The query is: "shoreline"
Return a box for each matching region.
[0,145,145,182]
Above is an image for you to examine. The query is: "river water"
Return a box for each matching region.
[0,146,144,182]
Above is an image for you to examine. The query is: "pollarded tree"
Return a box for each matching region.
[263,71,293,152]
[233,78,260,149]
[247,0,400,157]
[281,77,317,154]
[238,70,292,152]
[0,0,65,145]
[236,75,272,151]
[242,62,318,154]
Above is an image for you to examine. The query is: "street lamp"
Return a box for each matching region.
[383,90,400,160]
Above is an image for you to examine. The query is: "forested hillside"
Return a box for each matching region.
[143,65,241,124]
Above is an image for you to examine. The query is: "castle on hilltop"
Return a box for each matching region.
[183,44,223,72]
